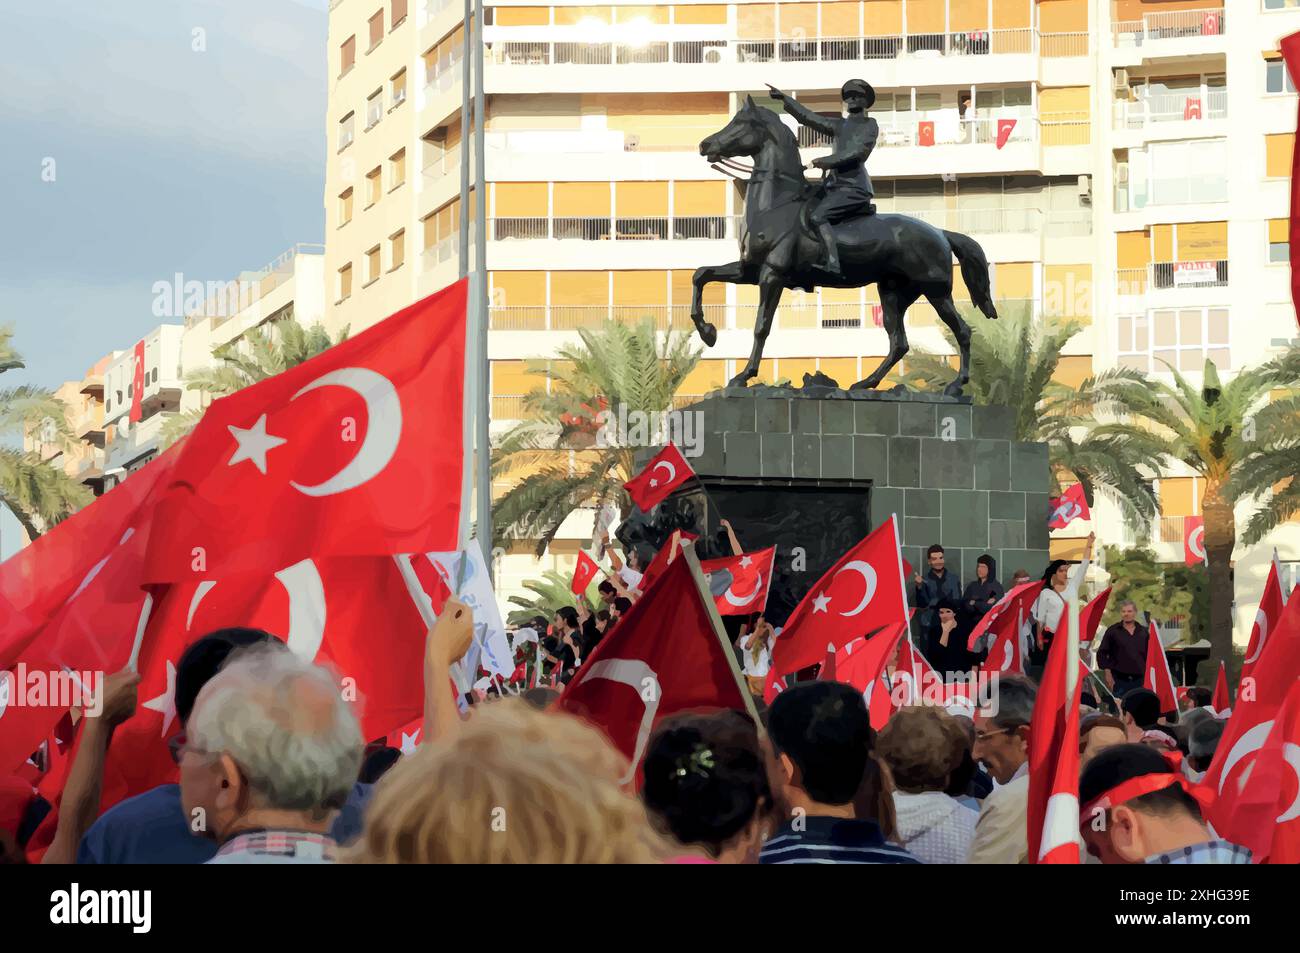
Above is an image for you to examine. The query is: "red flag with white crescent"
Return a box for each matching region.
[1047,483,1089,530]
[1026,604,1082,864]
[1183,515,1206,566]
[833,621,909,729]
[623,443,694,512]
[142,281,468,584]
[1143,620,1179,714]
[1201,589,1300,847]
[1230,678,1300,863]
[701,546,775,616]
[764,516,908,703]
[995,118,1017,150]
[557,555,749,787]
[571,550,601,595]
[967,579,1043,652]
[1242,553,1286,688]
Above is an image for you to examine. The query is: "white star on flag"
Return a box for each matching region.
[400,730,421,756]
[142,660,179,737]
[649,478,659,488]
[740,555,753,568]
[812,592,832,613]
[227,414,287,475]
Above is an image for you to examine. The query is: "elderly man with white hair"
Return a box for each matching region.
[180,645,364,864]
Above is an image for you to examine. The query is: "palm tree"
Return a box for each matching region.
[505,568,602,625]
[1090,355,1300,676]
[0,327,93,539]
[900,303,1160,529]
[1227,346,1300,546]
[161,318,348,448]
[492,317,700,555]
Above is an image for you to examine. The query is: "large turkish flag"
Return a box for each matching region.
[142,281,467,584]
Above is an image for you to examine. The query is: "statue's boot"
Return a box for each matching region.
[818,223,842,276]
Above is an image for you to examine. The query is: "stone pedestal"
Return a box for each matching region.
[637,390,1052,623]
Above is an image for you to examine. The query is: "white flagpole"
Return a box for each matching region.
[1066,592,1080,701]
[472,0,492,578]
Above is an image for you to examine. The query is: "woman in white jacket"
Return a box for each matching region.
[875,706,977,864]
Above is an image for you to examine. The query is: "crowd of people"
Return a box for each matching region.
[0,523,1245,866]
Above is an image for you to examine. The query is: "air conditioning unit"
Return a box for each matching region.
[1113,69,1130,94]
[1077,174,1092,198]
[1116,164,1130,185]
[703,45,726,64]
[625,134,640,152]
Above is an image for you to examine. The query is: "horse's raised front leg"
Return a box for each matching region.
[730,267,783,388]
[691,262,748,347]
[853,283,919,391]
[930,294,973,398]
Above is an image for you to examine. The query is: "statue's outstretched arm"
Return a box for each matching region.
[780,97,837,137]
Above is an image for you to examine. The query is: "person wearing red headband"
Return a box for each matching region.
[1078,743,1250,864]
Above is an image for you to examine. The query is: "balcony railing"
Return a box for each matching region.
[422,143,465,181]
[1158,515,1189,543]
[1113,8,1225,45]
[184,243,324,329]
[1115,88,1228,129]
[1116,261,1229,295]
[801,115,1037,150]
[489,215,739,242]
[486,27,1082,68]
[486,299,1037,333]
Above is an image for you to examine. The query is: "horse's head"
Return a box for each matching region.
[699,95,782,164]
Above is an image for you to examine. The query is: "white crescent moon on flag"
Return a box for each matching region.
[1188,525,1206,560]
[290,367,402,497]
[1219,720,1274,795]
[184,560,327,662]
[652,460,676,484]
[570,658,661,785]
[1278,743,1300,823]
[69,528,136,601]
[1245,608,1269,665]
[835,560,878,617]
[1000,640,1014,672]
[723,572,765,608]
[0,673,10,720]
[1038,792,1079,861]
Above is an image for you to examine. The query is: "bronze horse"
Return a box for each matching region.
[691,97,998,397]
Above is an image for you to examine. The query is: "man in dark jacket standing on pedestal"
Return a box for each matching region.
[914,544,962,644]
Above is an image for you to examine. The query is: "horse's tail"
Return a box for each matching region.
[944,230,998,320]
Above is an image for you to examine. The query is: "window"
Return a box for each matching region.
[391,68,407,107]
[391,0,408,27]
[389,148,406,190]
[366,89,383,130]
[339,188,354,226]
[338,112,355,151]
[1117,308,1230,373]
[1265,0,1300,10]
[365,245,382,285]
[1266,134,1294,179]
[1269,219,1290,263]
[1136,139,1227,206]
[389,229,406,271]
[338,263,353,302]
[1267,58,1296,94]
[366,167,382,207]
[368,11,384,50]
[340,36,356,75]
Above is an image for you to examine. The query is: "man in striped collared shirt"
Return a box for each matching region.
[760,682,920,865]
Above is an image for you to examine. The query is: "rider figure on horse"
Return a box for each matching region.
[768,79,878,277]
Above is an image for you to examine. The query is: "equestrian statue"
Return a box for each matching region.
[691,80,998,398]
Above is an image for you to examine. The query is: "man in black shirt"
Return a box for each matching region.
[1096,600,1147,699]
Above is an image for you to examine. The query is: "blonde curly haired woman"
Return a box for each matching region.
[347,699,671,864]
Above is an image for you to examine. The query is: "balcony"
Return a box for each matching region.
[485,26,1087,70]
[489,215,738,243]
[1114,88,1227,131]
[486,299,1036,334]
[1113,9,1225,50]
[1116,260,1229,296]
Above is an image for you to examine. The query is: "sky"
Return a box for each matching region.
[0,0,329,557]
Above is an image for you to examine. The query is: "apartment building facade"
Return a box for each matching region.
[323,0,1300,642]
